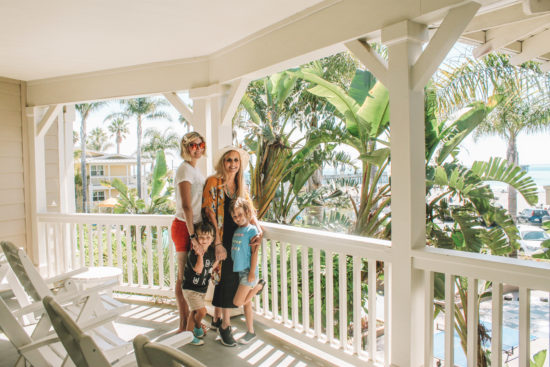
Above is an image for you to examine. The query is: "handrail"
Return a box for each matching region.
[413,247,550,291]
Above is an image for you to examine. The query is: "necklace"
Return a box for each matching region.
[224,182,236,199]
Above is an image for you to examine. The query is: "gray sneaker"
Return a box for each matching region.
[219,326,237,347]
[239,331,256,344]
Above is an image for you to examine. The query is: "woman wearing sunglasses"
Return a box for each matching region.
[171,131,206,332]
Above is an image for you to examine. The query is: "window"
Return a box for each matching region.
[93,191,105,202]
[91,165,104,176]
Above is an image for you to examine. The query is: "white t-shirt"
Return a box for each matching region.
[174,162,205,223]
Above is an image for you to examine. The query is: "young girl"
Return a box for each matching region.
[182,221,219,346]
[230,197,265,344]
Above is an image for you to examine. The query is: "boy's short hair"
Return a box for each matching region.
[229,197,256,219]
[195,221,215,237]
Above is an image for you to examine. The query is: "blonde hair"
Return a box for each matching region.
[230,197,256,220]
[180,131,206,161]
[215,150,245,199]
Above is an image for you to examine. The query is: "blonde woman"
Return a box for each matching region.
[202,146,262,346]
[171,132,206,332]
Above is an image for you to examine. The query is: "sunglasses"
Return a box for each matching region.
[189,142,205,150]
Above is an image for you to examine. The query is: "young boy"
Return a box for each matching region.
[182,221,219,346]
[230,197,265,344]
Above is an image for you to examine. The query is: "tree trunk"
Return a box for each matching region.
[116,133,121,154]
[80,118,88,213]
[506,135,518,221]
[137,116,142,198]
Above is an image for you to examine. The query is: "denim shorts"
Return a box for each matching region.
[238,268,259,287]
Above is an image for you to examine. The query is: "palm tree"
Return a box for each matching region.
[75,102,106,213]
[87,127,114,151]
[434,53,550,219]
[142,127,180,159]
[106,97,171,198]
[178,115,191,133]
[106,117,130,154]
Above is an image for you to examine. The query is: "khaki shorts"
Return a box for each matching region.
[182,289,206,311]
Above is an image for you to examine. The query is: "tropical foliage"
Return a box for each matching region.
[106,116,130,154]
[142,127,180,159]
[87,127,114,151]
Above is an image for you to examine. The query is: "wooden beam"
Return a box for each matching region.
[221,79,249,127]
[473,14,550,58]
[412,2,480,91]
[36,104,61,139]
[510,28,550,65]
[523,0,550,14]
[162,92,194,123]
[345,40,388,86]
[464,3,544,34]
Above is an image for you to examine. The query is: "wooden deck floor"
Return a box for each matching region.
[0,298,343,367]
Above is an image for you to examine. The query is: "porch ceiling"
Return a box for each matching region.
[0,0,325,80]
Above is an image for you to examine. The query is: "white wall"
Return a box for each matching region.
[0,78,27,248]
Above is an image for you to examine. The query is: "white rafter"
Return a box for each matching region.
[220,79,250,127]
[523,0,550,14]
[510,28,550,65]
[36,104,62,139]
[412,2,480,91]
[162,92,194,124]
[473,14,550,58]
[464,3,543,34]
[345,40,388,86]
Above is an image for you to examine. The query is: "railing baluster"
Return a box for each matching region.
[313,248,321,338]
[291,243,298,329]
[281,242,288,325]
[384,262,390,367]
[78,223,85,268]
[270,240,279,320]
[326,251,334,344]
[423,270,434,367]
[261,239,268,315]
[54,223,62,274]
[146,226,153,287]
[518,287,530,367]
[87,223,93,266]
[116,225,122,270]
[466,277,478,367]
[70,222,77,269]
[106,224,113,266]
[302,246,309,333]
[125,225,133,286]
[157,225,164,289]
[368,259,377,360]
[444,273,454,367]
[491,281,503,367]
[97,224,103,266]
[352,255,361,354]
[136,225,143,286]
[339,252,347,349]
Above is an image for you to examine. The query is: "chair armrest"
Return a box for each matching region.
[53,279,119,304]
[155,331,194,348]
[19,332,59,353]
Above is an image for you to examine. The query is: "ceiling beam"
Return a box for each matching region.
[473,14,550,58]
[523,0,550,14]
[221,79,250,127]
[412,2,480,91]
[464,3,545,34]
[510,28,550,65]
[345,40,388,86]
[163,92,194,124]
[36,104,62,139]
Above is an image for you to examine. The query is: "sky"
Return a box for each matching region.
[76,43,550,169]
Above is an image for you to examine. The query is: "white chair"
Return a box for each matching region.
[0,240,131,366]
[43,295,194,367]
[133,334,206,367]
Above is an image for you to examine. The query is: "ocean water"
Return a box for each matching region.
[489,164,550,190]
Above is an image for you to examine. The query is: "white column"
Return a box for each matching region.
[383,20,428,367]
[189,85,233,176]
[59,105,76,213]
[25,106,49,272]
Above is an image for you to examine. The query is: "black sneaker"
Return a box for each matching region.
[210,318,222,331]
[219,326,237,347]
[238,331,256,344]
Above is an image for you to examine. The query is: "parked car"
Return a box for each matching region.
[517,225,550,256]
[517,208,550,225]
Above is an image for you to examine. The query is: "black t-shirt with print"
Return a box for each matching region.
[182,246,216,293]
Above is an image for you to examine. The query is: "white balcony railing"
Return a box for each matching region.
[36,212,550,367]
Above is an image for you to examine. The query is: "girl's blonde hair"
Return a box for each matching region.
[180,131,206,161]
[215,150,245,199]
[230,197,256,220]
